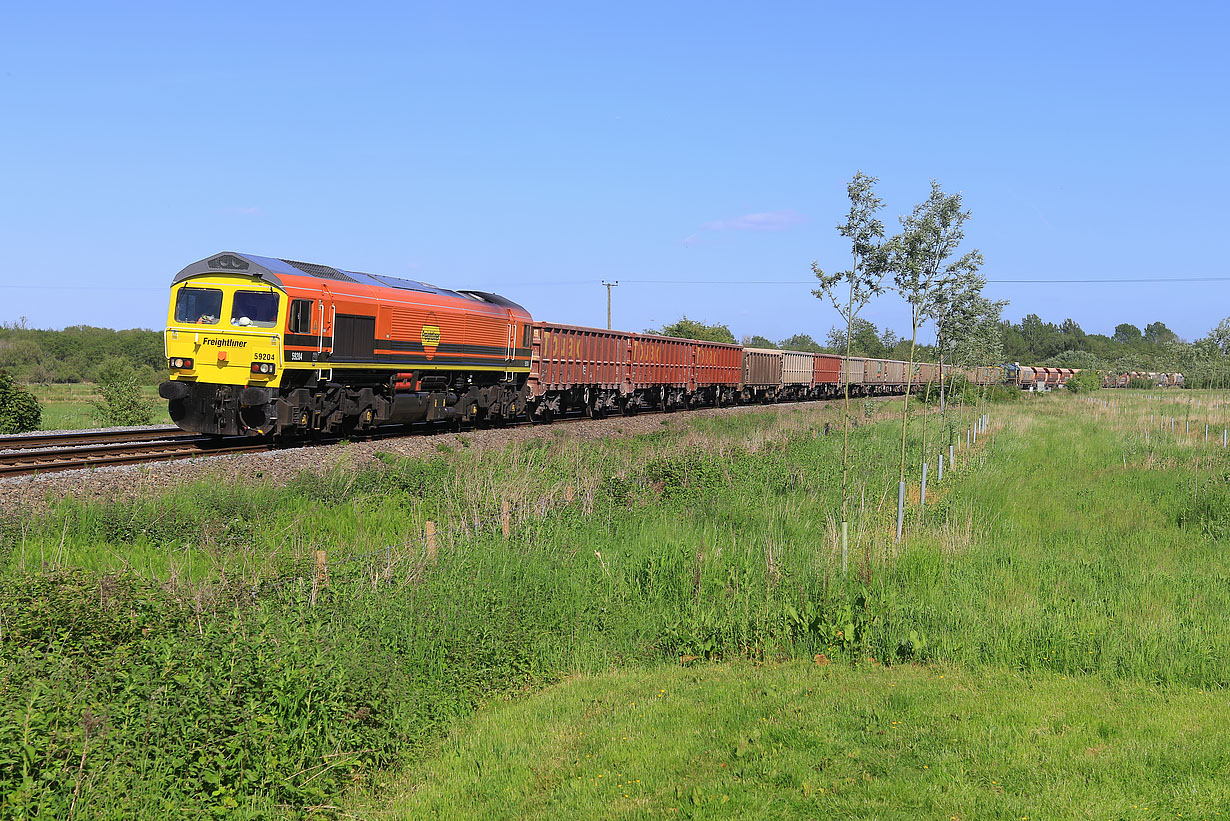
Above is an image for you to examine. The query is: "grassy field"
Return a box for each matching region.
[24,381,170,429]
[2,389,1229,817]
[376,662,1226,819]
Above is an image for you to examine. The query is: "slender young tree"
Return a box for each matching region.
[926,270,987,415]
[812,171,890,571]
[889,181,983,539]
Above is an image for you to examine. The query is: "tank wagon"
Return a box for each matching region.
[159,251,997,437]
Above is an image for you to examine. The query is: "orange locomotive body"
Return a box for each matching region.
[161,252,533,436]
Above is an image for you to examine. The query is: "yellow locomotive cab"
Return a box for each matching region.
[165,276,286,389]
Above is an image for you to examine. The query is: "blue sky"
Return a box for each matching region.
[1,1,1227,343]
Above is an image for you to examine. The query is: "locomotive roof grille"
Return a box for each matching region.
[280,259,359,283]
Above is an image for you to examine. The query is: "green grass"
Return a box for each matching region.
[374,661,1228,820]
[3,390,1230,817]
[24,382,170,429]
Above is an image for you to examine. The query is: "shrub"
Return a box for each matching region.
[91,366,154,427]
[0,370,41,433]
[1065,369,1103,394]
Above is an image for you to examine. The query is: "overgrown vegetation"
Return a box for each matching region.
[1065,368,1103,393]
[2,393,1229,815]
[0,370,41,433]
[90,362,156,426]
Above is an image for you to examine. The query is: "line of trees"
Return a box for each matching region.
[0,320,164,385]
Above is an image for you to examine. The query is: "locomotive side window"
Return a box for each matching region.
[174,287,223,325]
[288,299,313,334]
[231,291,280,328]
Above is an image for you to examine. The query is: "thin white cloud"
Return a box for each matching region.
[681,209,807,245]
[222,206,262,216]
[704,210,807,232]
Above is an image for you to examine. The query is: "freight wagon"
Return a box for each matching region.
[742,348,785,402]
[527,322,742,419]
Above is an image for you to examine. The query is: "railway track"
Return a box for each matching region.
[0,428,271,477]
[0,394,869,479]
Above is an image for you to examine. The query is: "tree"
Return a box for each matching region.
[647,316,736,344]
[1144,321,1178,345]
[1059,318,1087,351]
[888,180,982,532]
[0,370,41,433]
[950,295,1005,367]
[744,335,778,349]
[778,333,824,353]
[811,171,891,571]
[925,269,988,412]
[825,318,887,358]
[1113,323,1142,344]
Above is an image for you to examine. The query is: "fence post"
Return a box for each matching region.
[501,500,511,539]
[841,521,848,576]
[425,520,437,562]
[311,549,328,605]
[565,484,575,504]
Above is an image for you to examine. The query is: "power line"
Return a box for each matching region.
[610,276,1230,285]
[4,275,1229,292]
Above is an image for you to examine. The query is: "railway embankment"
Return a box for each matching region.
[3,391,1227,817]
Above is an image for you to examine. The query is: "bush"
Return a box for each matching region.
[1065,370,1103,394]
[91,367,154,427]
[0,370,41,433]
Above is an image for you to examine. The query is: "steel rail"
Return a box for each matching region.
[0,437,271,477]
[0,426,191,452]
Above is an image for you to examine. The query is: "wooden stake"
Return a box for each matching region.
[501,500,511,539]
[425,520,437,562]
[311,549,328,605]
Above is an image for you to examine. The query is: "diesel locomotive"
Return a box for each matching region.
[159,252,533,436]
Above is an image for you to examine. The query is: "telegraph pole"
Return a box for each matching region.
[601,280,619,329]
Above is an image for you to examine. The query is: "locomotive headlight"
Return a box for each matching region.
[169,357,194,369]
[250,362,276,375]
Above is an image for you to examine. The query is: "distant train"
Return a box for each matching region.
[1003,365,1078,390]
[1102,371,1184,388]
[1001,365,1184,390]
[158,251,1001,437]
